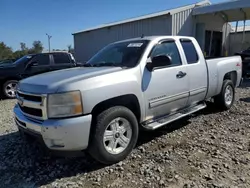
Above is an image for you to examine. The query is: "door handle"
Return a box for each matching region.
[176,71,187,78]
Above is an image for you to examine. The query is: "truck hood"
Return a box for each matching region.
[0,63,16,68]
[0,64,19,79]
[18,67,123,94]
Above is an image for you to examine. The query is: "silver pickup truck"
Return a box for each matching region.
[14,36,242,164]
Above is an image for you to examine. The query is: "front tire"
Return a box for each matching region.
[88,106,139,165]
[3,80,18,99]
[214,79,235,110]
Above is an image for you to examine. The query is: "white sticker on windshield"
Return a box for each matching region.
[127,43,143,47]
[26,56,32,59]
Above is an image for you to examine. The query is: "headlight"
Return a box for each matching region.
[48,91,83,118]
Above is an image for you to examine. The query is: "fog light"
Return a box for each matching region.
[50,139,65,148]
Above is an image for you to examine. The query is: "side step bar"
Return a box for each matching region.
[142,103,206,130]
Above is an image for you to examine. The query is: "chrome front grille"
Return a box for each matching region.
[16,91,47,120]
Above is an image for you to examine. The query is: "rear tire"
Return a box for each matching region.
[3,80,18,99]
[88,106,139,165]
[214,79,235,110]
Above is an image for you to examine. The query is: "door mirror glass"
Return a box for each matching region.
[30,61,38,67]
[26,61,38,69]
[146,55,171,71]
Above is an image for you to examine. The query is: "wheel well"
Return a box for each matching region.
[1,77,19,84]
[91,94,141,122]
[0,78,19,89]
[223,71,237,87]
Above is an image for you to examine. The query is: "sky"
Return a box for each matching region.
[0,0,241,51]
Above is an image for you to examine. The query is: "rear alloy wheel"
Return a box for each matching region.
[3,80,18,99]
[224,85,233,106]
[214,79,235,110]
[88,106,138,165]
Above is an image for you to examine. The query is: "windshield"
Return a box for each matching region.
[13,55,34,65]
[86,40,149,68]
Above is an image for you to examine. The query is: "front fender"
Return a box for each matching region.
[82,79,144,120]
[76,69,145,121]
[55,68,145,121]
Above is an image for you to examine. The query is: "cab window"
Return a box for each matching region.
[31,54,50,65]
[180,40,199,64]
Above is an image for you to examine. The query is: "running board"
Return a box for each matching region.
[142,103,206,130]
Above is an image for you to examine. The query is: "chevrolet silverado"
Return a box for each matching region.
[14,36,242,164]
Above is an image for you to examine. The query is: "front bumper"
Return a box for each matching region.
[14,104,92,151]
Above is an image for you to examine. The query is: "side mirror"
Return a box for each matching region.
[27,61,38,68]
[31,61,38,66]
[146,55,172,71]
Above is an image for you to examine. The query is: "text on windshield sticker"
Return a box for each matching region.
[127,43,143,47]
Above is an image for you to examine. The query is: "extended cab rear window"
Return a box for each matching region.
[180,40,199,64]
[53,53,71,64]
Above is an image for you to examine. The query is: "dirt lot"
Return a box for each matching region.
[0,81,250,188]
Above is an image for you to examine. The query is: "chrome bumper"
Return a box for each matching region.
[14,104,92,151]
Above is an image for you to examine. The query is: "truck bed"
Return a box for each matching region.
[205,56,242,99]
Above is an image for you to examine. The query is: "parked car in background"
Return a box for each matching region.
[0,52,77,99]
[235,47,250,78]
[14,36,242,164]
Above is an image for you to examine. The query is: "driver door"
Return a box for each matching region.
[22,54,51,78]
[142,40,189,120]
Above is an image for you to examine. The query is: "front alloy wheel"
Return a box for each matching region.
[103,117,132,155]
[88,106,139,165]
[3,80,18,99]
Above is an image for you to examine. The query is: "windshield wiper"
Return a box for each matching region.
[92,62,119,67]
[83,62,126,68]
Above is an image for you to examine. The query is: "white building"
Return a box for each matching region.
[73,0,250,62]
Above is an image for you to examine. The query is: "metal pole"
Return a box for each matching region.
[46,33,52,52]
[224,22,228,56]
[48,37,50,52]
[233,21,238,54]
[219,12,228,56]
[235,21,238,34]
[209,30,214,57]
[240,8,247,51]
[242,20,246,50]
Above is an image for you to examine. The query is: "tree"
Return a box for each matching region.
[29,40,43,54]
[67,44,74,53]
[67,45,72,51]
[20,42,28,51]
[0,42,13,60]
[13,50,26,59]
[0,40,44,60]
[11,42,29,59]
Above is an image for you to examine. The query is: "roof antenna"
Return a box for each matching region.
[141,34,144,38]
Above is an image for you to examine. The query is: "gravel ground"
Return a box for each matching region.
[0,80,250,188]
